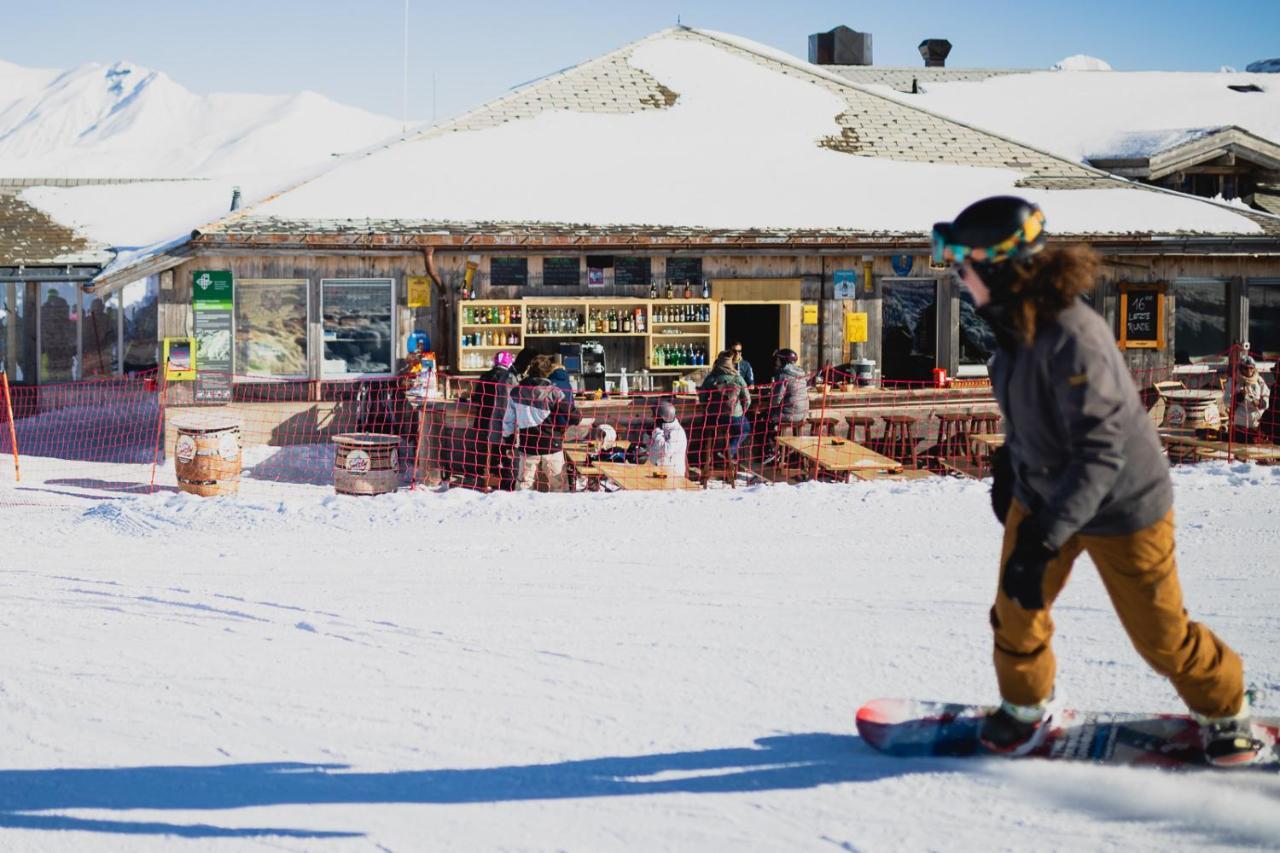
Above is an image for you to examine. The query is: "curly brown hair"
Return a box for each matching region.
[997,244,1101,345]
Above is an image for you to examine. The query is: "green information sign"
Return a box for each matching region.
[192,270,233,310]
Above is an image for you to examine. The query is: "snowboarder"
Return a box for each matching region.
[933,195,1261,767]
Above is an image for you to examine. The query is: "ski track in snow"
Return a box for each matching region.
[0,462,1277,850]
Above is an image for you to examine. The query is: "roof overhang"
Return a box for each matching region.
[86,240,194,296]
[1089,127,1280,181]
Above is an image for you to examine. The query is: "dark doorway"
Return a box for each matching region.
[724,304,781,385]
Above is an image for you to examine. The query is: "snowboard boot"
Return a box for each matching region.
[1196,701,1264,768]
[980,699,1052,756]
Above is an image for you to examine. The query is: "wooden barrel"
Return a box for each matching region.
[333,433,401,496]
[174,414,242,497]
[1162,390,1222,431]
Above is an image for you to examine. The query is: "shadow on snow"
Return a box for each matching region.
[0,732,943,838]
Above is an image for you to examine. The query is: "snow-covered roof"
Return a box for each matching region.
[863,66,1280,166]
[91,28,1280,289]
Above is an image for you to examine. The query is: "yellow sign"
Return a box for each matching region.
[802,304,819,325]
[163,337,197,381]
[845,312,868,344]
[407,276,433,308]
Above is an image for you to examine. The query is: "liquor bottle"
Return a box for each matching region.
[635,307,645,333]
[578,311,586,333]
[701,280,710,299]
[665,282,674,299]
[649,282,658,299]
[499,305,508,324]
[683,282,693,299]
[609,309,618,333]
[653,344,664,367]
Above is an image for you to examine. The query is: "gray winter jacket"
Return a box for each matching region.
[773,363,810,422]
[989,300,1172,549]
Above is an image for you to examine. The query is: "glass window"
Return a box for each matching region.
[121,276,159,374]
[1,283,26,383]
[882,279,937,382]
[39,282,79,383]
[81,291,120,378]
[1173,280,1228,364]
[1248,282,1280,361]
[321,278,394,377]
[958,288,996,366]
[235,279,309,378]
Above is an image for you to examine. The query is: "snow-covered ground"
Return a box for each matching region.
[1,461,1278,850]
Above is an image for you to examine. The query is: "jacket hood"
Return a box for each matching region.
[778,363,806,379]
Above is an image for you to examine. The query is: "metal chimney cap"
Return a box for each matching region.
[918,39,952,67]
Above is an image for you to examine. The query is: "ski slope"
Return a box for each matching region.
[0,463,1278,850]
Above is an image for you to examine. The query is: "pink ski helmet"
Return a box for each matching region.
[494,351,515,369]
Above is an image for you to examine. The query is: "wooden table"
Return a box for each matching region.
[851,469,936,482]
[564,440,633,490]
[593,461,701,491]
[776,435,902,481]
[1159,433,1280,464]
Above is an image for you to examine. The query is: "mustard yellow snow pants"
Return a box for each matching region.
[992,501,1244,718]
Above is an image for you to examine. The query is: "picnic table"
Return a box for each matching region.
[564,440,632,490]
[1159,433,1280,464]
[776,435,902,481]
[592,461,701,491]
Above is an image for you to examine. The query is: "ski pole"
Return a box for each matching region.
[2,371,18,483]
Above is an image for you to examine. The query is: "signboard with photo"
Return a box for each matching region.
[235,279,309,378]
[193,270,233,402]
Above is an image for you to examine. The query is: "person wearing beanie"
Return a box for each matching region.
[1223,354,1270,443]
[700,350,752,458]
[645,399,688,477]
[934,195,1257,767]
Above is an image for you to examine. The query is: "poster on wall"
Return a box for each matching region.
[193,271,233,402]
[845,312,868,344]
[235,279,309,378]
[163,337,196,381]
[834,270,856,300]
[407,276,433,308]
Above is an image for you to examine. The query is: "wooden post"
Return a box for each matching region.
[2,372,19,483]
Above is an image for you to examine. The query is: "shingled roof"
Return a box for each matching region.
[91,27,1280,289]
[0,183,108,266]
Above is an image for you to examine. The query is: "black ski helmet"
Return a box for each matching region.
[932,196,1046,268]
[773,348,798,364]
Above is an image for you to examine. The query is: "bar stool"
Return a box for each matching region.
[845,415,876,445]
[880,415,920,469]
[778,421,802,438]
[932,413,970,470]
[805,416,839,437]
[967,411,1002,465]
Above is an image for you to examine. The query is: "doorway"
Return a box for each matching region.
[724,304,782,384]
[881,279,939,383]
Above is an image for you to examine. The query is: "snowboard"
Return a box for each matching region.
[856,698,1280,770]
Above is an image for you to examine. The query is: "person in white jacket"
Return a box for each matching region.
[1223,355,1270,441]
[646,400,688,476]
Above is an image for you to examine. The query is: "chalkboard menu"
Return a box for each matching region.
[543,256,581,287]
[490,257,528,286]
[614,257,651,287]
[667,257,702,285]
[1120,284,1164,349]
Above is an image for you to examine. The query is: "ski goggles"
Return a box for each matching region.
[931,208,1046,266]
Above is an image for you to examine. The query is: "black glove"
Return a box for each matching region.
[1235,390,1245,403]
[1002,515,1056,610]
[990,445,1013,525]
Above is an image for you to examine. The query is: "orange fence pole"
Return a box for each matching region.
[2,372,19,483]
[812,374,830,482]
[149,371,168,493]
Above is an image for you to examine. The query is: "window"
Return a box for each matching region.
[39,282,79,383]
[542,256,580,287]
[235,279,308,378]
[80,290,120,378]
[1173,279,1228,364]
[321,278,394,377]
[958,288,996,366]
[121,276,159,374]
[882,279,937,382]
[1248,281,1280,361]
[0,283,25,383]
[490,257,528,287]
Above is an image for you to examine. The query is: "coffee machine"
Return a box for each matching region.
[559,341,606,392]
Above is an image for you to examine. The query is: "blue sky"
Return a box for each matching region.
[6,0,1280,121]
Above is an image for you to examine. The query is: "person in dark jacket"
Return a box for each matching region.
[700,351,751,458]
[472,351,519,488]
[731,342,755,386]
[502,354,582,491]
[935,195,1257,767]
[771,349,809,424]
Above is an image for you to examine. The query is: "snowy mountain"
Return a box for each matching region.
[0,56,406,179]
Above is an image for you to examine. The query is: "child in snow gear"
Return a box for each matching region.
[934,195,1261,767]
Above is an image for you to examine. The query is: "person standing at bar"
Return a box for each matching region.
[503,354,581,492]
[933,194,1260,767]
[732,342,755,386]
[701,350,751,458]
